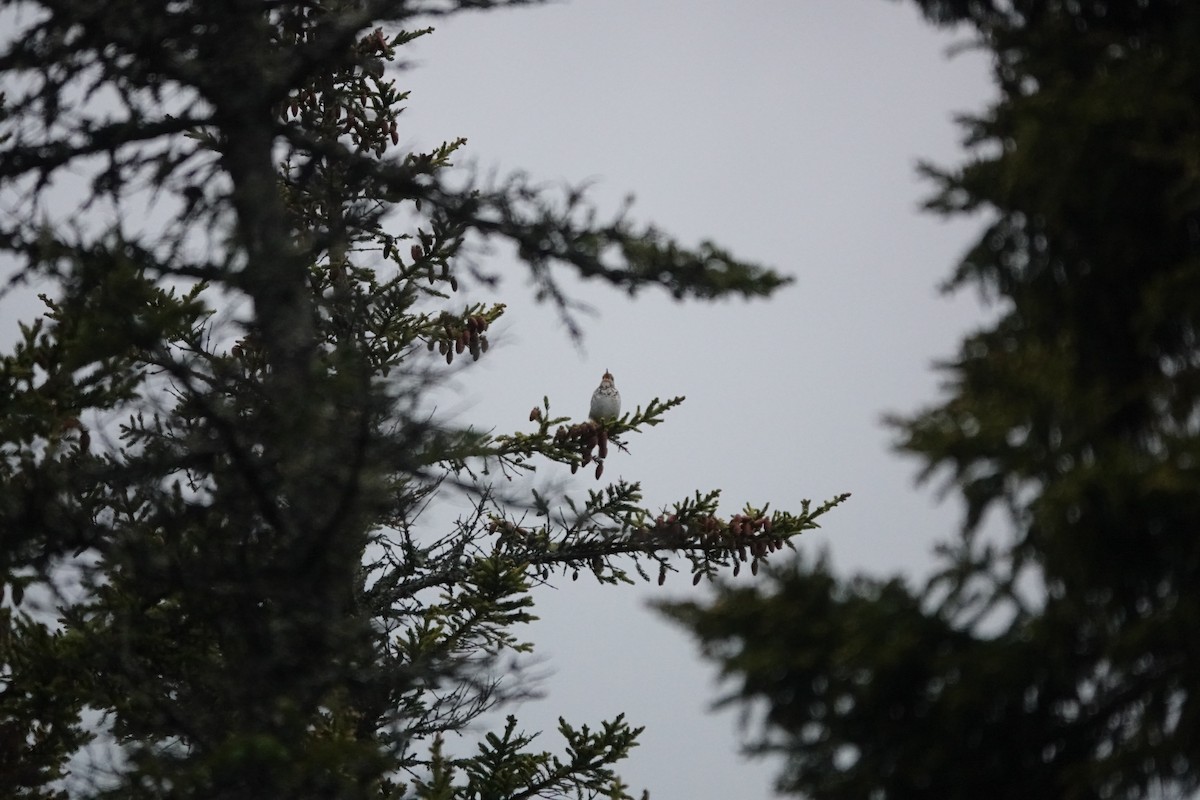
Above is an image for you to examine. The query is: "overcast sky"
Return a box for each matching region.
[395,1,997,798]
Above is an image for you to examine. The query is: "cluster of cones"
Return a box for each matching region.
[430,312,489,364]
[553,419,611,479]
[632,512,783,581]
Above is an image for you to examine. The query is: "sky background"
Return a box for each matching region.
[395,2,998,798]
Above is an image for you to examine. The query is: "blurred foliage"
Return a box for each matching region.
[0,1,841,798]
[660,1,1200,798]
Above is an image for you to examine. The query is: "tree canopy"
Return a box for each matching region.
[0,2,845,798]
[660,1,1200,798]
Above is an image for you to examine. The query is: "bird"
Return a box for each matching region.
[589,370,621,421]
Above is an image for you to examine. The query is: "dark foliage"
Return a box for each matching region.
[0,2,842,798]
[662,2,1200,798]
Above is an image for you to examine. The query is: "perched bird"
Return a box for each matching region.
[589,370,621,421]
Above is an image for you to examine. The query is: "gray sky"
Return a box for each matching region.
[400,2,995,798]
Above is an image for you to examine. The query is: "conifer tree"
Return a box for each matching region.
[0,1,845,798]
[660,2,1200,798]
